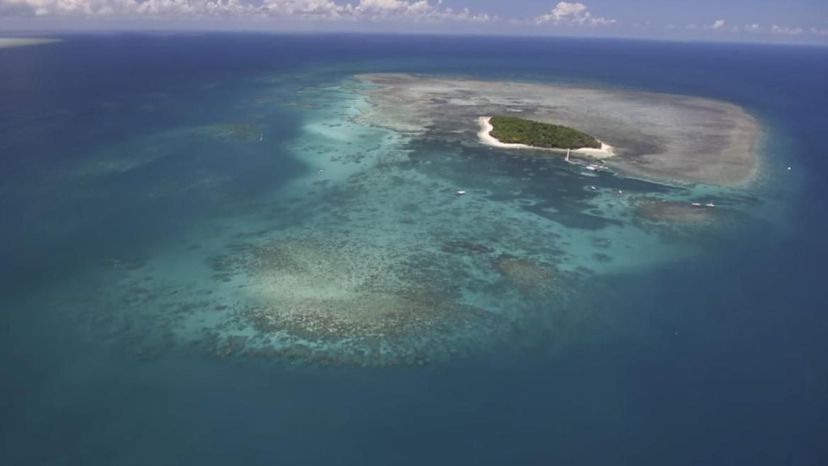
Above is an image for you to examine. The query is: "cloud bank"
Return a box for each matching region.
[535,2,615,26]
[0,0,824,43]
[0,0,493,22]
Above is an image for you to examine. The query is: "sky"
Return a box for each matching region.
[0,0,826,44]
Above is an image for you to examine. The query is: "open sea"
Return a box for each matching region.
[1,34,827,465]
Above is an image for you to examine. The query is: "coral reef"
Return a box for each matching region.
[495,257,556,294]
[203,238,509,366]
[634,199,718,225]
[197,123,263,143]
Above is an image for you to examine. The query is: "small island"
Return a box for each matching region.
[359,74,760,184]
[489,116,601,150]
[477,115,615,158]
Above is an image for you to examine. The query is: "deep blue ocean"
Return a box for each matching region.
[1,34,827,465]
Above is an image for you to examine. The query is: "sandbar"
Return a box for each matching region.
[0,38,60,49]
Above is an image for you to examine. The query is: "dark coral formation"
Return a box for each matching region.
[634,199,718,225]
[441,240,494,255]
[495,257,556,294]
[199,238,511,367]
[197,123,263,143]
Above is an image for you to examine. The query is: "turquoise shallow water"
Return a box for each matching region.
[1,35,826,465]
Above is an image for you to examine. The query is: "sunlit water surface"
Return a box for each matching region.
[1,35,826,465]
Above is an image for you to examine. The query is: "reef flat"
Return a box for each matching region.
[357,74,761,186]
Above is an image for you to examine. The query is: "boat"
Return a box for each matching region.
[456,190,467,196]
[585,163,608,172]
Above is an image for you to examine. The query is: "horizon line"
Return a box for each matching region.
[2,29,828,49]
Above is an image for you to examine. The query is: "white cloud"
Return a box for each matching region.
[0,0,493,22]
[703,19,742,32]
[3,0,254,16]
[675,21,825,38]
[348,0,492,23]
[261,0,343,18]
[2,0,823,40]
[771,24,804,35]
[541,1,586,21]
[535,2,615,27]
[709,19,725,30]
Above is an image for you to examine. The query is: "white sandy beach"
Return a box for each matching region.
[477,117,615,159]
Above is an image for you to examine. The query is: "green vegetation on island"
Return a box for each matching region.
[489,116,601,150]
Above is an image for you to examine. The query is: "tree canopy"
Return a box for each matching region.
[489,116,600,149]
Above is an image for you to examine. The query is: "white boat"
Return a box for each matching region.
[705,202,716,208]
[585,163,608,172]
[456,190,467,196]
[691,202,702,207]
